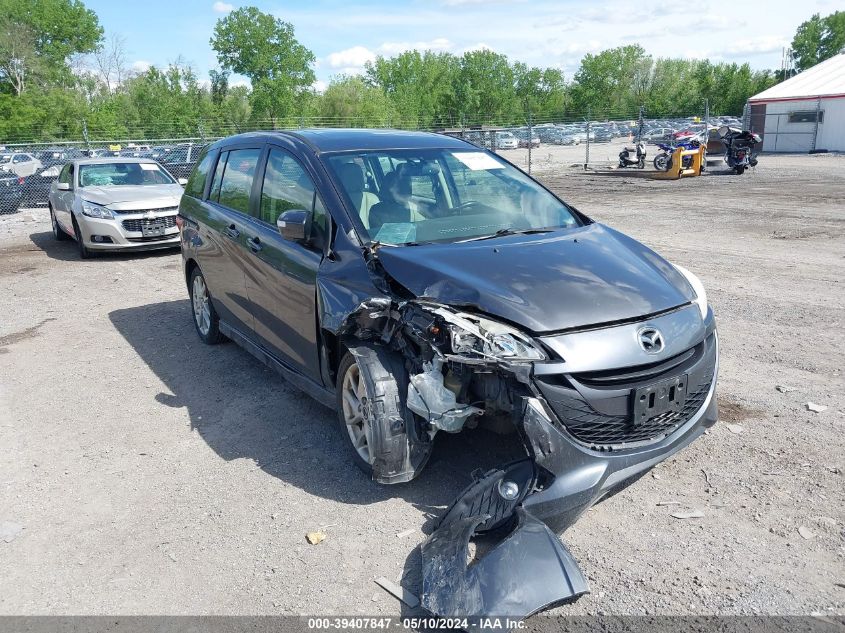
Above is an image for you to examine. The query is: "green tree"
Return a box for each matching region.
[318,75,396,126]
[210,6,315,123]
[570,45,650,117]
[0,0,101,85]
[457,49,517,124]
[792,11,845,72]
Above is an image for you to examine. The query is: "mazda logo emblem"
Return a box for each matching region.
[637,327,665,354]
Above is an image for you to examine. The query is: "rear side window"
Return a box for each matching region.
[184,149,213,199]
[217,148,260,214]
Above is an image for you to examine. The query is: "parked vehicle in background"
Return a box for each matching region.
[718,126,760,175]
[514,129,540,148]
[22,163,64,207]
[642,128,675,143]
[178,128,718,622]
[48,158,187,258]
[0,172,24,213]
[161,143,205,180]
[591,126,615,143]
[495,131,519,149]
[0,153,43,177]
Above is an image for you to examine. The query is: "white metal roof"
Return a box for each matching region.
[750,53,845,101]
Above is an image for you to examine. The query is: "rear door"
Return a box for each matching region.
[240,145,325,382]
[194,146,262,335]
[54,164,75,232]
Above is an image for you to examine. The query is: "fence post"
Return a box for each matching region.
[82,119,91,153]
[811,96,821,151]
[584,107,591,170]
[703,99,709,142]
[527,108,533,175]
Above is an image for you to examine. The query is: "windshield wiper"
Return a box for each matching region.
[458,227,554,243]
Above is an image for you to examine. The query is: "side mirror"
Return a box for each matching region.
[178,178,188,186]
[277,209,310,242]
[56,182,71,191]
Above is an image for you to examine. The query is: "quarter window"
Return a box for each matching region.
[218,148,260,214]
[184,149,213,199]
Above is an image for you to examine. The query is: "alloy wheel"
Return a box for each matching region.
[341,363,371,463]
[192,275,212,336]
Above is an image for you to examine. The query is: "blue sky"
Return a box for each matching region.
[84,0,838,90]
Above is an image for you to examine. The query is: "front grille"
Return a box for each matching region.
[122,215,178,232]
[544,374,712,448]
[536,333,716,450]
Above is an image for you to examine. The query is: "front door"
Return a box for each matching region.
[241,146,324,382]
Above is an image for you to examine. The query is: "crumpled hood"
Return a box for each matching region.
[79,184,183,210]
[376,223,695,333]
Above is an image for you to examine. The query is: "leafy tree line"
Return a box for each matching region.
[4,2,837,144]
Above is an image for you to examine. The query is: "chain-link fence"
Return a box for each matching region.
[1,105,741,215]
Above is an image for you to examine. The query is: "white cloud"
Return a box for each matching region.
[325,45,376,70]
[131,60,151,73]
[458,42,492,55]
[378,38,453,55]
[213,1,234,12]
[441,0,524,5]
[312,79,328,93]
[725,36,788,56]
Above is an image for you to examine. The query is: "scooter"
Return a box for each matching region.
[652,139,702,172]
[618,142,646,169]
[718,126,761,175]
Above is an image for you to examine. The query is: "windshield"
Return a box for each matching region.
[326,148,580,245]
[78,162,175,187]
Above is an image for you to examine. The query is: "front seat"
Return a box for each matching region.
[336,162,379,229]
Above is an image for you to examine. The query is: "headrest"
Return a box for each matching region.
[337,162,364,192]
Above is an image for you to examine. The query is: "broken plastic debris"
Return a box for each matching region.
[670,509,705,519]
[407,359,482,433]
[775,385,796,393]
[395,529,415,538]
[797,526,815,540]
[305,531,326,545]
[726,423,744,434]
[375,576,420,608]
[806,402,827,413]
[656,501,683,506]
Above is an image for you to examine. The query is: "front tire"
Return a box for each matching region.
[50,206,69,241]
[336,346,433,482]
[735,165,746,175]
[653,153,672,171]
[72,217,92,259]
[189,267,223,344]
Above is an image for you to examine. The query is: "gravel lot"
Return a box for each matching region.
[0,153,842,617]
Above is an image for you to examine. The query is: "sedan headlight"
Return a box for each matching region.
[81,202,114,219]
[437,309,546,361]
[674,264,708,320]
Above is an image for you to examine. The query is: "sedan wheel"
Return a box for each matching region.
[50,207,68,241]
[341,363,371,464]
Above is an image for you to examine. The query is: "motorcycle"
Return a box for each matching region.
[652,139,702,172]
[618,142,646,169]
[718,126,761,175]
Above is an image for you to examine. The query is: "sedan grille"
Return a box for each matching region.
[122,215,178,232]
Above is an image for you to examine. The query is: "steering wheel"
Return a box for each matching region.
[454,200,482,216]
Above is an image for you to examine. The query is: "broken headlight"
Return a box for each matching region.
[446,313,547,361]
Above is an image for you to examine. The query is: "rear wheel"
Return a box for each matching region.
[735,165,746,175]
[653,153,672,172]
[50,206,69,241]
[189,267,223,344]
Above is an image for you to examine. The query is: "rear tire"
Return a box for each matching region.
[735,165,746,175]
[189,267,223,344]
[50,206,69,241]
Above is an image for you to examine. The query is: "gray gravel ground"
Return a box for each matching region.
[0,153,842,617]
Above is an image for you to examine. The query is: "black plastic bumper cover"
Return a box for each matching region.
[420,508,588,619]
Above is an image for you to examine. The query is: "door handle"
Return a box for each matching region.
[222,224,240,239]
[247,236,262,253]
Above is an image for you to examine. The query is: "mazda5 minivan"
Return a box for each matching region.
[177,129,718,618]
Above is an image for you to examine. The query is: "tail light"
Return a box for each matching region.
[738,151,745,160]
[17,177,24,185]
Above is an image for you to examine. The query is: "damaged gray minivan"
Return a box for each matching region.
[177,129,718,620]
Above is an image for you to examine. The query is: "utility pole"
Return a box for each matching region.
[526,107,533,175]
[584,106,591,170]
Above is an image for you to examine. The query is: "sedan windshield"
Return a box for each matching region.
[78,162,175,187]
[326,148,580,245]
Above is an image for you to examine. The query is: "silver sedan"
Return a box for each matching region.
[48,157,187,258]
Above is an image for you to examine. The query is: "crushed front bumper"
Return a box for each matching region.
[421,316,718,620]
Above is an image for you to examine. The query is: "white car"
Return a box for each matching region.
[0,152,43,177]
[48,157,187,258]
[495,132,519,150]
